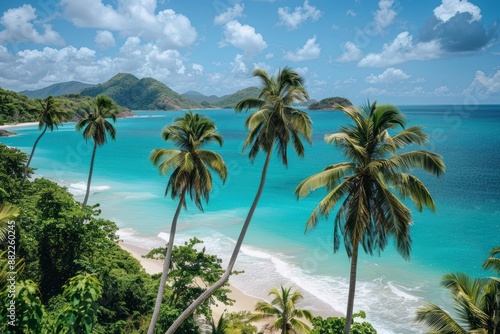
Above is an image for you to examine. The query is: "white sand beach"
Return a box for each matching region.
[0,122,39,129]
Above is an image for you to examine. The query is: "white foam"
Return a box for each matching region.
[68,181,111,196]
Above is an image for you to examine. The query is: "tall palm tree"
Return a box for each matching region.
[251,286,313,334]
[295,101,445,334]
[147,112,228,334]
[166,67,312,334]
[75,95,117,208]
[22,95,67,185]
[415,270,499,333]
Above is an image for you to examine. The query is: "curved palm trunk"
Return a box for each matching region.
[344,242,359,334]
[82,142,97,209]
[165,149,273,334]
[148,192,186,334]
[21,125,47,185]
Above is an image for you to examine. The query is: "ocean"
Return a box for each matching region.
[2,105,499,333]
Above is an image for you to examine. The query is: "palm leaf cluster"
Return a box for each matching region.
[251,286,313,334]
[296,101,445,258]
[76,95,117,147]
[149,111,227,210]
[415,247,500,334]
[235,67,312,165]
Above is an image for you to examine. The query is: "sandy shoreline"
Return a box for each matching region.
[0,121,39,130]
[118,241,264,322]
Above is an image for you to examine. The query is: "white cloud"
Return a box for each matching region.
[346,9,356,17]
[434,86,449,95]
[434,0,481,23]
[463,70,500,96]
[192,63,204,74]
[359,87,388,96]
[283,36,320,61]
[61,0,197,49]
[95,30,115,50]
[365,68,410,83]
[231,54,247,73]
[374,0,397,32]
[0,5,64,45]
[221,20,267,56]
[277,0,321,30]
[337,41,363,63]
[294,67,309,77]
[214,3,244,25]
[358,32,442,67]
[265,53,274,59]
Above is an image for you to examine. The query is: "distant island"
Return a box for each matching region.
[308,97,353,110]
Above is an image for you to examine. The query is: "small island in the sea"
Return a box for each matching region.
[308,96,353,110]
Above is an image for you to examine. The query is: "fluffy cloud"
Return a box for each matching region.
[221,20,267,56]
[420,12,497,53]
[214,4,244,25]
[373,0,397,32]
[365,68,410,83]
[283,36,320,61]
[346,9,356,17]
[231,54,247,74]
[61,0,197,49]
[0,5,64,45]
[358,32,442,67]
[463,70,500,97]
[95,30,115,49]
[434,0,481,23]
[337,41,362,63]
[277,0,321,30]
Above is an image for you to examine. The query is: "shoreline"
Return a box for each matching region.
[0,121,39,130]
[118,241,266,322]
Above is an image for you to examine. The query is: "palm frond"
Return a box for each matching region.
[415,303,468,334]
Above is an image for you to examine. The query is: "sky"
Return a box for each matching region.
[0,0,499,105]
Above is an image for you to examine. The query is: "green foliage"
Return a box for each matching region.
[308,97,353,110]
[224,311,258,334]
[0,143,28,204]
[311,312,377,334]
[20,81,96,99]
[0,88,39,123]
[155,304,200,334]
[212,87,260,108]
[167,237,236,317]
[53,274,102,334]
[80,73,201,110]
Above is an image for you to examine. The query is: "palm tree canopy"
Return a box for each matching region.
[295,101,445,259]
[36,95,67,131]
[251,285,313,334]
[150,111,227,211]
[235,67,312,166]
[75,95,117,146]
[482,246,500,274]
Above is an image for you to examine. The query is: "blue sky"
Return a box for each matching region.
[0,0,499,105]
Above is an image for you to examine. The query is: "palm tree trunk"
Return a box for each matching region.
[344,242,359,334]
[82,142,97,209]
[165,149,273,334]
[21,125,47,185]
[147,192,186,334]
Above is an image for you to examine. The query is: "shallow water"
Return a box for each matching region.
[2,105,499,333]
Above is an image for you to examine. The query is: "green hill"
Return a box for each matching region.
[181,91,220,104]
[212,86,261,108]
[308,96,353,110]
[80,73,202,110]
[19,81,96,99]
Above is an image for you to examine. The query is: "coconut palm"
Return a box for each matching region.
[22,95,67,185]
[251,286,313,334]
[295,101,445,334]
[166,67,312,334]
[75,95,117,208]
[0,201,18,241]
[483,246,500,276]
[147,111,228,334]
[415,271,500,333]
[210,313,229,334]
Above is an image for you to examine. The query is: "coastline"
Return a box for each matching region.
[118,241,264,322]
[0,121,39,130]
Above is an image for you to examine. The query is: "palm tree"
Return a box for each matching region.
[22,95,67,185]
[75,95,117,208]
[295,101,445,334]
[483,246,500,276]
[166,67,312,334]
[210,313,229,334]
[0,200,18,241]
[415,270,499,333]
[251,286,313,334]
[147,112,228,334]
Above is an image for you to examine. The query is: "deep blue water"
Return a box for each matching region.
[2,105,499,333]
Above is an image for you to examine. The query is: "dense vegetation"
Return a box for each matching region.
[20,81,95,99]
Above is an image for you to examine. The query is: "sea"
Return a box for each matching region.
[2,105,499,333]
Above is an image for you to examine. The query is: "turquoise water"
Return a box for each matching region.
[2,106,499,333]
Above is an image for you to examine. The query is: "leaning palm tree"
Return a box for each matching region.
[415,261,500,333]
[295,101,445,334]
[22,95,67,185]
[75,95,117,208]
[147,112,228,334]
[251,286,313,334]
[166,67,312,333]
